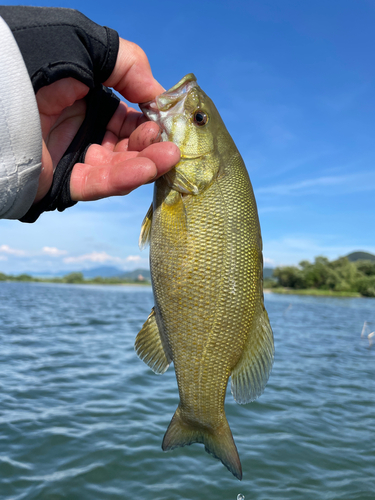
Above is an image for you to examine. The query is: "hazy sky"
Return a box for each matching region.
[1,0,375,274]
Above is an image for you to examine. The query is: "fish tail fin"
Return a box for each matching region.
[162,407,242,480]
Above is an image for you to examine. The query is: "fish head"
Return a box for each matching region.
[140,74,235,195]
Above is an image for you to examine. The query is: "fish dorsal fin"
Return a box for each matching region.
[231,303,274,404]
[135,308,172,374]
[139,203,153,249]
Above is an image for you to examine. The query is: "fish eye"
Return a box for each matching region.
[193,110,208,126]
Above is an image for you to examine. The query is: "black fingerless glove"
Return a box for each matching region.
[0,6,121,222]
[0,5,119,92]
[19,85,119,223]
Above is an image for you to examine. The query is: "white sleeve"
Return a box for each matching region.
[0,16,42,220]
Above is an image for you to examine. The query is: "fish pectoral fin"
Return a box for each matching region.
[162,407,242,480]
[231,303,274,404]
[165,170,198,195]
[139,203,153,249]
[135,308,171,374]
[160,191,188,242]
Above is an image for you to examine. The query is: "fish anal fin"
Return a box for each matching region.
[139,203,153,250]
[162,407,242,480]
[135,308,171,374]
[231,304,274,404]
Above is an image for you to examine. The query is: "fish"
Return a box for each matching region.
[135,74,274,480]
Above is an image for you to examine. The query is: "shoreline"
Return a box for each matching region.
[1,280,364,297]
[0,278,151,287]
[264,287,362,298]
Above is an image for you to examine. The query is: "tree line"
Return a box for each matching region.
[265,256,375,297]
[0,272,149,285]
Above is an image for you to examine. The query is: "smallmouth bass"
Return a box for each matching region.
[136,74,274,480]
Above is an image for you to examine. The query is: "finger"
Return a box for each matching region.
[33,141,54,203]
[70,157,158,201]
[70,142,180,201]
[100,131,131,153]
[127,121,161,151]
[105,101,150,143]
[118,107,145,138]
[105,100,128,138]
[84,141,179,169]
[137,142,180,176]
[36,78,89,115]
[45,99,87,165]
[84,143,137,166]
[100,130,119,151]
[104,38,164,103]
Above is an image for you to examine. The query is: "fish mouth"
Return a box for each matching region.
[165,73,197,93]
[140,74,198,116]
[159,73,197,97]
[139,74,200,143]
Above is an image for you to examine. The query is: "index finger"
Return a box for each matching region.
[105,101,148,140]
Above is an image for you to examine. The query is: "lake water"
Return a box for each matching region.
[0,282,374,500]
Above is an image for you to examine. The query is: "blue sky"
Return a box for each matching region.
[1,0,375,274]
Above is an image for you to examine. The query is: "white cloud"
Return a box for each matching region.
[257,175,350,196]
[0,244,26,256]
[126,255,142,262]
[264,257,275,267]
[62,252,148,268]
[63,251,122,264]
[256,171,375,197]
[42,246,67,256]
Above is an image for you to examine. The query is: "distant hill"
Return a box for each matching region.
[82,266,126,278]
[117,268,151,281]
[346,251,375,262]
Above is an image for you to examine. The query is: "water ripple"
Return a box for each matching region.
[0,283,374,500]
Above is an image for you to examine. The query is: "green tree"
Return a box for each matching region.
[328,257,360,291]
[273,254,375,296]
[15,274,34,281]
[273,266,305,288]
[299,256,333,289]
[352,276,375,297]
[63,272,84,284]
[355,260,375,277]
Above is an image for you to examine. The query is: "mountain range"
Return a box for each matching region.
[346,251,375,262]
[27,252,375,280]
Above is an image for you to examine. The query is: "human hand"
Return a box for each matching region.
[34,38,179,204]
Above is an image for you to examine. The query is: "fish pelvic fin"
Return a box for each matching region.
[162,407,242,480]
[231,303,274,404]
[139,203,153,249]
[135,308,172,374]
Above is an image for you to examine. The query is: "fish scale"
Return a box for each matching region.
[136,74,274,480]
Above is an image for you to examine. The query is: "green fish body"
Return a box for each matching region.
[136,74,274,480]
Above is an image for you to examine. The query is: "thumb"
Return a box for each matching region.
[104,38,164,103]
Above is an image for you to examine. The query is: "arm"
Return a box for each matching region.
[0,6,179,222]
[0,16,42,219]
